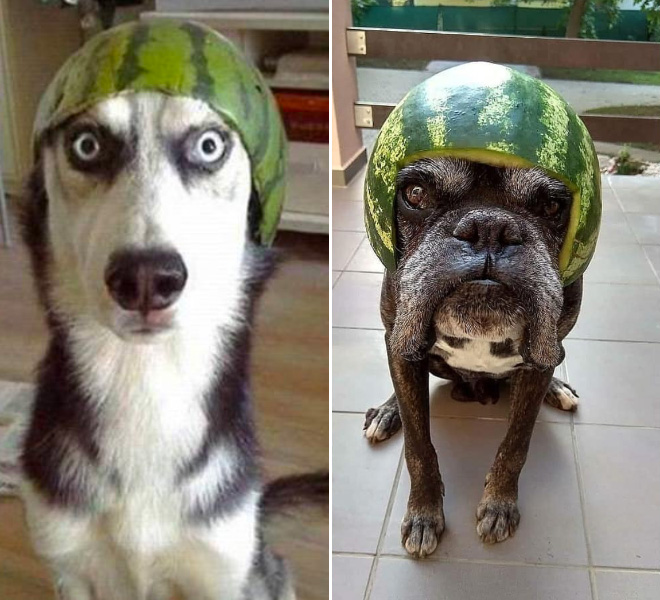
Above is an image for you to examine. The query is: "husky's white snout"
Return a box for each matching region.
[104,247,188,336]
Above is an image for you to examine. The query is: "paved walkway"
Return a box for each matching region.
[357,64,660,159]
[357,63,660,113]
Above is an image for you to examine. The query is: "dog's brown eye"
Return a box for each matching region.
[544,200,560,217]
[405,185,426,208]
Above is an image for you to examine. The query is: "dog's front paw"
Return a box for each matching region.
[364,404,401,443]
[401,508,445,558]
[476,495,520,544]
[544,377,579,412]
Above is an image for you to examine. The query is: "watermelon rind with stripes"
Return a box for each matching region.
[364,61,601,286]
[33,20,287,246]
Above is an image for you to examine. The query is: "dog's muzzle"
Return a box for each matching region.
[104,248,188,315]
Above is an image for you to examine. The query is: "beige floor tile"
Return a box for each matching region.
[608,175,660,191]
[595,570,660,600]
[332,199,365,232]
[584,243,658,285]
[332,413,403,554]
[614,184,660,214]
[626,213,660,245]
[642,245,660,282]
[566,340,660,427]
[333,231,365,271]
[332,328,390,414]
[332,272,384,330]
[345,238,384,273]
[332,556,373,600]
[570,283,660,342]
[601,188,622,213]
[576,425,660,568]
[597,212,638,245]
[370,558,592,600]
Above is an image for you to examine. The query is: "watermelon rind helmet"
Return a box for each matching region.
[364,62,601,286]
[33,19,287,246]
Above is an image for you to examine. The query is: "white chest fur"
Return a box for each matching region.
[67,319,224,550]
[433,318,525,375]
[433,336,523,375]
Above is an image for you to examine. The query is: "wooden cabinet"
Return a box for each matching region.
[0,1,80,193]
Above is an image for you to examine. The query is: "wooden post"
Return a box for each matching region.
[331,0,366,187]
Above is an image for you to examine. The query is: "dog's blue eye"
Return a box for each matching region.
[193,130,225,164]
[72,131,101,161]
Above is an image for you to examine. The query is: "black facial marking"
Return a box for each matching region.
[442,335,468,349]
[490,338,517,357]
[63,120,136,184]
[247,186,262,242]
[168,125,233,186]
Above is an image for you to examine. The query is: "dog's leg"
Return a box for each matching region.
[363,394,401,443]
[363,354,468,443]
[388,345,445,558]
[544,377,579,411]
[450,378,501,405]
[170,496,259,600]
[476,368,552,544]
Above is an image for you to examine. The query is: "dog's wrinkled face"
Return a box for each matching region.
[38,92,252,342]
[390,157,572,368]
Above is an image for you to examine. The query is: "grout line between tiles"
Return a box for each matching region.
[334,549,660,575]
[343,269,384,275]
[331,326,385,332]
[570,414,598,600]
[363,446,405,600]
[641,245,660,286]
[607,183,626,213]
[338,234,366,272]
[332,408,660,430]
[565,337,660,345]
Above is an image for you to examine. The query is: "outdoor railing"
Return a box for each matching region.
[347,27,660,145]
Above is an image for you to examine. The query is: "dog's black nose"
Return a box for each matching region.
[452,210,522,250]
[104,249,188,313]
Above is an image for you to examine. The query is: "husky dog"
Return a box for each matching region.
[19,90,325,599]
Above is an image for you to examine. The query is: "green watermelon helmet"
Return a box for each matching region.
[33,20,287,246]
[365,61,601,286]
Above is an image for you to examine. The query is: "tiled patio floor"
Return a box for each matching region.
[332,170,660,600]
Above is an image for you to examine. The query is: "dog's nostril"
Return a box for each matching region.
[105,249,188,313]
[452,220,478,243]
[500,225,523,246]
[151,270,187,310]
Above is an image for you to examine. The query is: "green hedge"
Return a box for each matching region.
[355,6,650,41]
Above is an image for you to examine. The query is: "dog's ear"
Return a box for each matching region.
[521,318,565,370]
[247,186,262,243]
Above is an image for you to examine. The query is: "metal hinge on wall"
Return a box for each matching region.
[346,30,366,55]
[354,104,373,128]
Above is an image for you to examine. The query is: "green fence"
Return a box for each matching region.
[355,6,651,41]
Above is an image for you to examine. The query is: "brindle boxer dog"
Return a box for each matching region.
[363,157,581,558]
